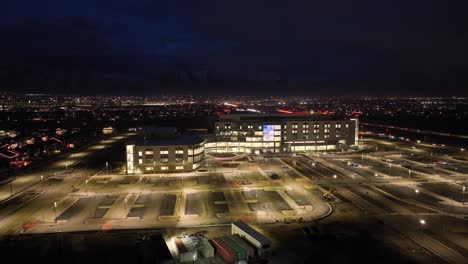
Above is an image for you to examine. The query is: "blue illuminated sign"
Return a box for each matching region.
[263,125,275,141]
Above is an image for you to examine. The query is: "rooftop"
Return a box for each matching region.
[131,135,203,147]
[219,113,348,122]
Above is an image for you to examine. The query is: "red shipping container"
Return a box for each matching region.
[210,238,237,264]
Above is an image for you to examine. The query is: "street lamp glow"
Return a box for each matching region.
[415,189,419,193]
[333,174,337,179]
[419,219,426,230]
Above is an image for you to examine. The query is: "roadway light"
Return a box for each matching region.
[40,175,44,181]
[333,174,337,179]
[54,201,58,223]
[415,189,419,194]
[419,219,426,230]
[463,186,466,205]
[374,173,378,177]
[408,170,411,177]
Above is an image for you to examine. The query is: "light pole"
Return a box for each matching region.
[419,219,426,230]
[105,161,109,175]
[54,201,58,223]
[463,186,466,205]
[389,163,392,176]
[10,180,13,197]
[124,197,128,210]
[408,170,411,178]
[40,175,44,181]
[85,179,88,196]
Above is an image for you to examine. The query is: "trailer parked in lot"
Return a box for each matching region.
[221,236,246,261]
[210,238,237,264]
[229,235,255,258]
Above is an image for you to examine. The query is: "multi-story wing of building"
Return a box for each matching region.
[207,114,358,154]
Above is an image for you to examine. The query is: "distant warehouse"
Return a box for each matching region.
[206,113,358,154]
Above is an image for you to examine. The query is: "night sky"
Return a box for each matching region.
[1,0,467,96]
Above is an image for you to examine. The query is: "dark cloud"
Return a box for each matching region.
[0,0,467,95]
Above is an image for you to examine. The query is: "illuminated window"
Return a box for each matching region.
[139,159,142,164]
[138,151,142,156]
[176,166,183,170]
[145,167,153,171]
[335,124,341,129]
[160,150,169,154]
[175,150,184,154]
[161,166,169,170]
[145,151,153,155]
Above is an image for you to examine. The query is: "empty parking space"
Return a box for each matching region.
[160,194,177,216]
[419,182,465,202]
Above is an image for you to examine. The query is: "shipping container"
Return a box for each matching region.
[229,235,255,258]
[221,236,246,261]
[210,238,237,264]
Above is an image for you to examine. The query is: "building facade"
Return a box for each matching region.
[207,114,358,154]
[126,135,204,174]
